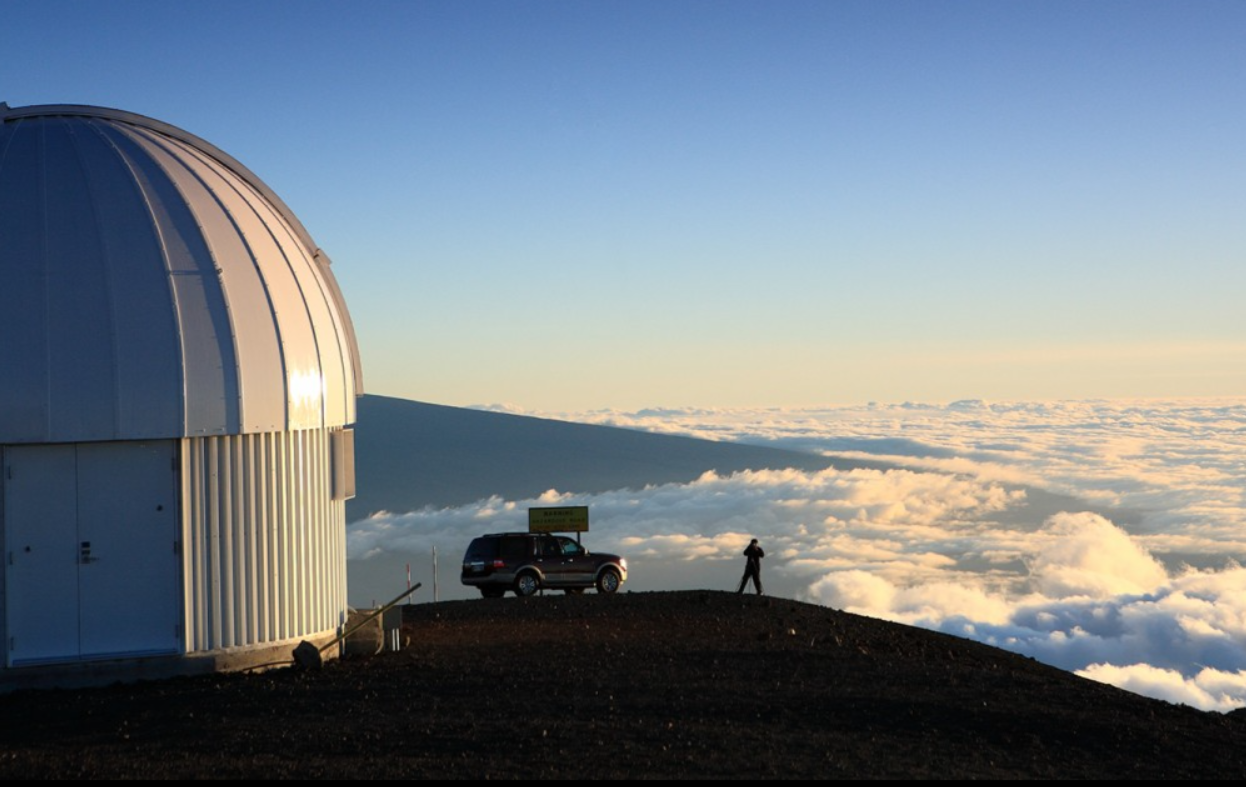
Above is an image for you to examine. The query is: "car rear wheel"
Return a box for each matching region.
[514,572,540,597]
[596,568,621,594]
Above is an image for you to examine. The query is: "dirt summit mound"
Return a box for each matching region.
[0,590,1243,779]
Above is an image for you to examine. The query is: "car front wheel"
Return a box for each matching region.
[514,572,540,597]
[596,568,621,594]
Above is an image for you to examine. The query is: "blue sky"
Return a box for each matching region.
[5,0,1243,408]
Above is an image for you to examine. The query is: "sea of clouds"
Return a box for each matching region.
[348,398,1246,711]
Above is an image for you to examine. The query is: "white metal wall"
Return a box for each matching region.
[180,428,348,653]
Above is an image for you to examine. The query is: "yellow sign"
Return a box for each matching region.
[528,506,589,533]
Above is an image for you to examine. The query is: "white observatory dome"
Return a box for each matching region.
[0,103,362,444]
[1,104,363,680]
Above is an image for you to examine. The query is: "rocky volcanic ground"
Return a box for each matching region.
[0,591,1243,779]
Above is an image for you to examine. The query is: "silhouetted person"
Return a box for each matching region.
[737,538,764,595]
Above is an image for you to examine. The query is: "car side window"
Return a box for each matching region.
[499,536,527,561]
[557,537,583,556]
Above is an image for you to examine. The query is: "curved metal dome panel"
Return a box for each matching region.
[0,104,362,443]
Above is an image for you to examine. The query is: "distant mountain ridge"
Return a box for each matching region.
[348,394,876,520]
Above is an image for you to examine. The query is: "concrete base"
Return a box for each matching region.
[0,630,340,694]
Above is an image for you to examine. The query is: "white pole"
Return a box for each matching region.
[433,546,439,602]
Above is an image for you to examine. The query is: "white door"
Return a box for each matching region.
[4,442,181,666]
[3,445,80,664]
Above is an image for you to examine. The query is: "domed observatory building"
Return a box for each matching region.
[0,104,362,684]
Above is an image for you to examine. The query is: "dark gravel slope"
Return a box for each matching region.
[0,591,1242,779]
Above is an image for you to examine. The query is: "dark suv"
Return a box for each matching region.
[461,533,628,598]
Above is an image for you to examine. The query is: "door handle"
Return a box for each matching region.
[79,541,100,565]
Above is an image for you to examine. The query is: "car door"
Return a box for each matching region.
[532,535,568,587]
[552,536,596,586]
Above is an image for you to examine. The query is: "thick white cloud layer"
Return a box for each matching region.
[359,399,1246,711]
[1029,512,1168,597]
[531,398,1246,521]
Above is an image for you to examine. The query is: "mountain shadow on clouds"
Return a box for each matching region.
[348,395,891,520]
[347,395,1128,531]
